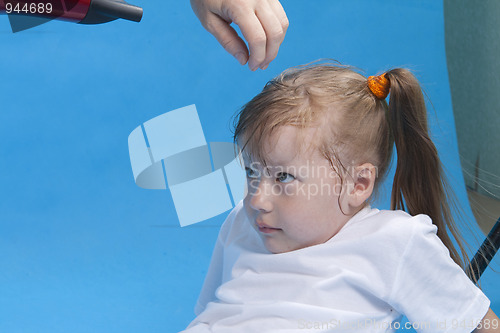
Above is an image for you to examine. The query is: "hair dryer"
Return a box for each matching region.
[0,0,143,32]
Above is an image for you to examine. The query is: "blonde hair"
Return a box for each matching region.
[233,61,475,280]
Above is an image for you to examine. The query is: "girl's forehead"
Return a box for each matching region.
[241,126,322,167]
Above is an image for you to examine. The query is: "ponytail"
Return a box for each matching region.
[384,69,473,279]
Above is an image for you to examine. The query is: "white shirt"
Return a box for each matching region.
[182,201,490,333]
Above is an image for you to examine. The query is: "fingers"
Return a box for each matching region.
[261,0,289,69]
[191,0,289,70]
[231,8,268,70]
[204,13,250,65]
[251,1,283,70]
[234,0,288,70]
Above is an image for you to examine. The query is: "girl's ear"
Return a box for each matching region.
[347,163,377,209]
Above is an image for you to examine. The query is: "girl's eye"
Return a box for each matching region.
[276,172,295,183]
[245,167,259,179]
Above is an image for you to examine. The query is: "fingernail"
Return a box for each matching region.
[235,53,247,65]
[260,64,269,70]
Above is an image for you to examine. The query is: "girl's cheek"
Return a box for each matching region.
[282,183,303,199]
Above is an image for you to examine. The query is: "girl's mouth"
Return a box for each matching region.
[258,226,281,234]
[256,221,281,234]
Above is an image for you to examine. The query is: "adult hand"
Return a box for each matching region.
[190,0,289,71]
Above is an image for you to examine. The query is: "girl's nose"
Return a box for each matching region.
[248,178,274,213]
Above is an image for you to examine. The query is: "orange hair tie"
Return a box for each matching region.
[367,73,390,99]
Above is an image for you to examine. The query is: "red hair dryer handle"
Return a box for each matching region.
[0,0,91,22]
[0,0,142,24]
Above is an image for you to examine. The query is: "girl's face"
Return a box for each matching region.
[243,125,355,254]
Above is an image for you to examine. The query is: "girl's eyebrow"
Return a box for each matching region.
[242,152,301,169]
[261,162,300,174]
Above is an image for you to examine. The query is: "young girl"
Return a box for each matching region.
[182,62,499,332]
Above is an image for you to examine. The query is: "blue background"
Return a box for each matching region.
[0,1,498,332]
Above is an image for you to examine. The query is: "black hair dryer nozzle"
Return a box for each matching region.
[80,0,143,24]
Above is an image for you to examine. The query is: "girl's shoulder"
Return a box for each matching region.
[338,206,438,248]
[377,208,436,234]
[347,205,434,227]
